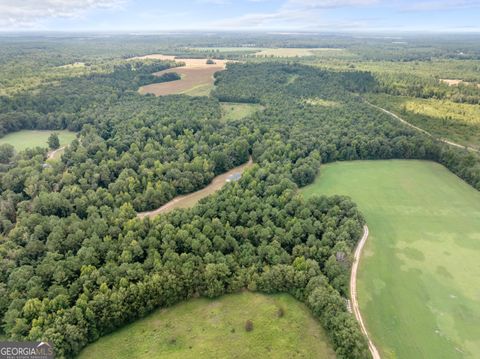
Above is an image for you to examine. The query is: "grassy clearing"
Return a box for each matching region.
[349,60,480,82]
[77,291,336,359]
[303,98,340,107]
[0,130,77,152]
[58,62,86,68]
[366,93,480,150]
[302,160,480,359]
[220,102,263,121]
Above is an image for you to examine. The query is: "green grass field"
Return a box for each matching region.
[0,130,77,152]
[220,102,263,121]
[302,160,480,359]
[77,291,336,359]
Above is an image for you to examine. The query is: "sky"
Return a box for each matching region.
[0,0,479,33]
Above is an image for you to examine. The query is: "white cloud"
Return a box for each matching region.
[211,0,380,29]
[401,0,480,11]
[285,0,379,8]
[0,0,126,27]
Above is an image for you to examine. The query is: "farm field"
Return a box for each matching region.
[0,130,77,152]
[137,55,229,96]
[255,48,343,57]
[77,291,336,359]
[190,47,345,58]
[189,47,263,52]
[302,160,480,359]
[138,158,253,218]
[220,102,263,121]
[366,94,480,150]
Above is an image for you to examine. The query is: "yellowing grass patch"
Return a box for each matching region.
[303,98,340,107]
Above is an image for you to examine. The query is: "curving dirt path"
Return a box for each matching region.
[351,225,381,359]
[365,101,479,153]
[137,157,253,219]
[47,146,66,160]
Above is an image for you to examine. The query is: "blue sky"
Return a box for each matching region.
[1,0,479,32]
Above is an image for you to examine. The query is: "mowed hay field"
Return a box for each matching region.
[302,160,480,359]
[136,55,229,96]
[77,292,336,359]
[0,130,76,151]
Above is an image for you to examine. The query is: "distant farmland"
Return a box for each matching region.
[255,48,343,57]
[136,55,230,96]
[189,47,345,58]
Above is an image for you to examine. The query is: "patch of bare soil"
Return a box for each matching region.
[440,79,480,88]
[135,54,231,96]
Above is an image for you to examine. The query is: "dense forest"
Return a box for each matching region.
[0,35,480,358]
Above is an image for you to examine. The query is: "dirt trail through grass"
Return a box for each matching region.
[351,225,381,359]
[47,146,66,160]
[365,100,479,153]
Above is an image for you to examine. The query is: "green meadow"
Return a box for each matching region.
[0,130,77,152]
[220,102,263,121]
[77,291,335,359]
[302,160,480,359]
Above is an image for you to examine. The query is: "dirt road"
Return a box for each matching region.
[47,146,66,160]
[366,101,479,153]
[351,225,381,359]
[137,158,253,219]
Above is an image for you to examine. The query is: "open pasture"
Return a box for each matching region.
[77,291,336,359]
[220,102,263,121]
[0,130,76,152]
[136,54,229,96]
[302,160,480,359]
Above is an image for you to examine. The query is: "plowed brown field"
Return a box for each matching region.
[136,54,229,96]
